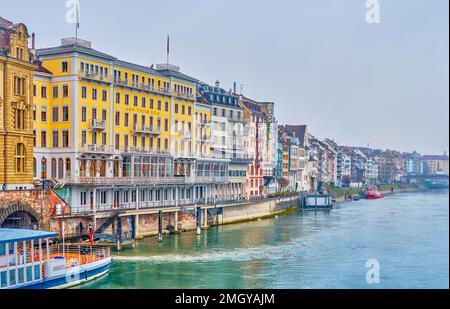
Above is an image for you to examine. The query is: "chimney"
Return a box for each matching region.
[233,82,237,94]
[215,80,220,88]
[32,33,35,50]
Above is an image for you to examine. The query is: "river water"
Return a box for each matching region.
[78,189,449,289]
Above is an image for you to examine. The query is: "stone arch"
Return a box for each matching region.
[0,202,40,229]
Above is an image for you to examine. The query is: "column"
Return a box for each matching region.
[174,211,178,232]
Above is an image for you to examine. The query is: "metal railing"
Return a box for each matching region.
[132,124,162,135]
[90,119,107,130]
[79,70,111,83]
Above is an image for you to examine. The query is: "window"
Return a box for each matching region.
[62,106,69,121]
[14,77,25,95]
[41,106,47,122]
[150,99,154,109]
[116,92,121,104]
[115,134,120,150]
[52,106,59,122]
[15,107,25,130]
[175,104,179,113]
[33,85,36,97]
[41,131,47,147]
[124,113,129,127]
[188,106,192,116]
[102,109,107,121]
[33,130,36,147]
[164,119,168,131]
[81,106,87,122]
[92,88,97,100]
[52,131,59,147]
[80,192,87,206]
[213,108,217,116]
[63,85,69,97]
[115,112,120,126]
[81,86,87,98]
[65,159,71,177]
[61,61,68,72]
[125,94,129,105]
[165,102,169,112]
[102,90,107,102]
[41,86,47,98]
[157,100,161,110]
[134,96,138,107]
[62,130,69,147]
[81,130,87,145]
[142,97,146,108]
[182,105,185,115]
[15,144,26,173]
[52,86,58,98]
[102,132,107,146]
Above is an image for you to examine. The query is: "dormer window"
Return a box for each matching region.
[62,61,68,72]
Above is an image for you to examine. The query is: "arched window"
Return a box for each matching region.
[113,158,120,177]
[41,158,47,179]
[58,158,64,179]
[99,158,106,177]
[80,158,86,177]
[90,159,97,177]
[15,143,26,173]
[65,158,71,177]
[51,158,57,179]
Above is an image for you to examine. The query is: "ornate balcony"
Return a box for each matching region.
[78,144,115,154]
[90,119,107,131]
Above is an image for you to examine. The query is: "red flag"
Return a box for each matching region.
[89,229,94,246]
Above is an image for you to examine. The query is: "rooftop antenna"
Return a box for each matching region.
[75,2,80,41]
[240,84,244,95]
[166,34,170,68]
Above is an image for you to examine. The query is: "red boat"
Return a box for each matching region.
[365,187,384,199]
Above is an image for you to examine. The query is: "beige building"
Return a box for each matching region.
[0,17,36,190]
[422,154,449,175]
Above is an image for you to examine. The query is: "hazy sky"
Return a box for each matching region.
[2,0,448,154]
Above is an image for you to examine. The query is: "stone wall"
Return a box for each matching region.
[0,189,70,231]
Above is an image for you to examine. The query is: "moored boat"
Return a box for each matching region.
[365,187,384,199]
[0,229,112,289]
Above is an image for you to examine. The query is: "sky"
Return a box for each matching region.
[1,0,448,154]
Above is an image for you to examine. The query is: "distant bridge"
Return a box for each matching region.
[405,174,449,183]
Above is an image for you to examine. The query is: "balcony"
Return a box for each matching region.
[79,70,111,83]
[121,147,170,156]
[113,78,129,86]
[78,144,115,154]
[132,124,161,135]
[60,175,194,186]
[90,119,107,131]
[195,176,228,184]
[174,91,195,101]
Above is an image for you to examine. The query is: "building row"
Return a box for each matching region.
[1,17,448,217]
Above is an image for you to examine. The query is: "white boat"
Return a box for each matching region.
[0,228,112,289]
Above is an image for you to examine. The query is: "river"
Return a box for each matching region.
[77,189,449,289]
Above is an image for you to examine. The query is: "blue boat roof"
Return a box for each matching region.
[0,229,58,244]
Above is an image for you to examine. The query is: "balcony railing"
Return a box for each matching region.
[174,91,195,100]
[79,70,111,83]
[132,124,161,135]
[90,119,107,131]
[78,144,115,153]
[60,176,194,186]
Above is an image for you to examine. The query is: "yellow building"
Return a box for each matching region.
[33,37,232,212]
[0,17,36,190]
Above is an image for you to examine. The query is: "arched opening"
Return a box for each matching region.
[58,158,64,179]
[51,158,57,179]
[65,158,71,177]
[90,158,97,177]
[99,158,106,177]
[80,157,86,177]
[113,158,120,177]
[1,211,39,229]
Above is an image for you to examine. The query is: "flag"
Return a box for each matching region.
[76,2,80,29]
[167,35,170,55]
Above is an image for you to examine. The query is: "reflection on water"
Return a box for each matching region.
[77,190,449,289]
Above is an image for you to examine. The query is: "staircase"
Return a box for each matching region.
[94,214,118,241]
[180,206,196,218]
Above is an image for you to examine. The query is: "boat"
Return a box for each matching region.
[424,180,449,189]
[0,228,112,289]
[365,186,384,199]
[302,194,333,210]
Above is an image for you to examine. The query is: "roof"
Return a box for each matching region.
[198,83,242,109]
[115,59,164,77]
[157,68,199,83]
[37,44,117,61]
[279,125,307,147]
[0,229,58,244]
